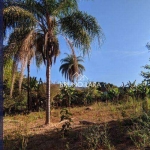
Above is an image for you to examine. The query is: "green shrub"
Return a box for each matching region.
[60,108,73,138]
[81,124,114,150]
[128,112,150,149]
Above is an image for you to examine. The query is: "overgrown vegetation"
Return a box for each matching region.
[81,124,114,150]
[60,108,73,138]
[128,112,150,149]
[53,81,150,107]
[3,99,150,150]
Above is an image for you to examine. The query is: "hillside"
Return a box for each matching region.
[4,101,150,150]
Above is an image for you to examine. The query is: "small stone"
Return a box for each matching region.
[85,107,93,110]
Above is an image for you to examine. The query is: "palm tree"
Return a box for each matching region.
[64,37,81,81]
[4,0,103,124]
[3,27,44,112]
[59,53,85,82]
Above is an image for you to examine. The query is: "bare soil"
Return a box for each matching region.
[4,102,139,150]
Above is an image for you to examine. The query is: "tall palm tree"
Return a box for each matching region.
[4,0,103,124]
[4,30,45,112]
[64,37,80,80]
[59,53,85,82]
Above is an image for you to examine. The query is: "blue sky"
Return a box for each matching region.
[28,0,150,86]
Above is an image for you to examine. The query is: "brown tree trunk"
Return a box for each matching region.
[45,12,52,124]
[10,63,17,97]
[27,61,31,111]
[45,57,51,124]
[65,38,78,81]
[10,73,16,97]
[19,59,26,94]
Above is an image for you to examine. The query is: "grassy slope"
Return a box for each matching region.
[4,101,145,150]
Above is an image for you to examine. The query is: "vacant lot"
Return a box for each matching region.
[4,101,150,150]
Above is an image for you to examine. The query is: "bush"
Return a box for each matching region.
[60,108,72,138]
[4,93,27,115]
[80,124,114,150]
[128,112,150,149]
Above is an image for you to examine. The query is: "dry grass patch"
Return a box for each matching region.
[4,101,145,150]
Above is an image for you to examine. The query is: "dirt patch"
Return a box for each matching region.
[4,102,139,150]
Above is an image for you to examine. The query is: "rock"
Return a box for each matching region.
[85,107,93,110]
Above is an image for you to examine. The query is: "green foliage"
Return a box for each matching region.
[141,58,150,80]
[60,108,72,138]
[136,83,150,99]
[81,125,101,150]
[108,88,119,100]
[4,75,46,114]
[83,86,100,105]
[54,85,78,107]
[54,85,99,107]
[3,96,16,115]
[22,77,40,92]
[53,80,150,108]
[128,112,150,149]
[4,59,13,88]
[4,90,27,115]
[81,124,114,150]
[142,98,150,113]
[59,53,85,82]
[50,84,60,102]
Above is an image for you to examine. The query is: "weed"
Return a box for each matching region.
[65,141,70,150]
[102,124,114,150]
[110,105,116,113]
[4,118,29,150]
[142,98,150,113]
[60,108,73,138]
[81,124,114,150]
[121,109,127,118]
[37,111,44,119]
[128,112,150,149]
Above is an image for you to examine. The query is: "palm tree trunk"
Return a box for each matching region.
[65,37,78,80]
[45,57,51,124]
[19,58,27,94]
[10,62,17,97]
[72,50,78,79]
[0,1,3,148]
[10,73,16,97]
[27,61,31,111]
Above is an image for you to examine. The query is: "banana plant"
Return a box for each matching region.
[126,80,137,99]
[83,87,92,105]
[108,87,120,102]
[60,85,78,107]
[137,83,150,99]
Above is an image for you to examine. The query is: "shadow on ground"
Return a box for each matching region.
[24,118,136,150]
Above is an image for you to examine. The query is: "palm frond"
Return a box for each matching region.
[59,11,104,55]
[3,6,36,32]
[44,32,60,65]
[52,0,78,17]
[59,53,85,82]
